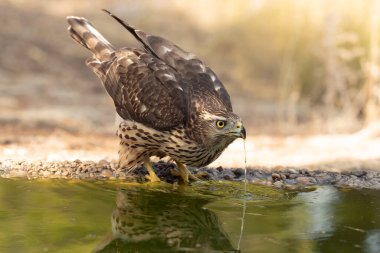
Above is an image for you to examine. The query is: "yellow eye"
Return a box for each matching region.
[216,120,226,128]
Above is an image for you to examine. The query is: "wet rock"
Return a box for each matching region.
[206,168,214,173]
[233,168,244,177]
[273,181,283,188]
[101,169,113,178]
[1,160,13,171]
[253,171,265,178]
[96,160,109,171]
[315,173,335,184]
[98,159,108,166]
[296,176,316,185]
[365,171,375,180]
[271,173,281,181]
[216,166,223,172]
[42,171,51,177]
[285,179,297,184]
[49,167,58,172]
[352,170,366,177]
[341,170,353,176]
[223,174,232,180]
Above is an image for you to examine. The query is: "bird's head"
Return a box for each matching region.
[198,111,246,145]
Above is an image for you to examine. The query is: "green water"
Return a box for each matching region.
[0,179,379,253]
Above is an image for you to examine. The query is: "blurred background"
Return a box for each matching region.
[1,0,380,166]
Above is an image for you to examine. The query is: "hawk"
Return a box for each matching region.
[66,10,246,183]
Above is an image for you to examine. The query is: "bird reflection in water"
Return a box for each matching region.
[93,187,238,253]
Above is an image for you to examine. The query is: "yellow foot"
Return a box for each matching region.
[171,162,205,183]
[145,174,161,183]
[144,159,161,183]
[193,171,209,179]
[171,168,190,183]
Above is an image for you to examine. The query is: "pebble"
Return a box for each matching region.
[1,160,13,171]
[273,181,283,188]
[98,159,108,167]
[352,170,366,177]
[233,168,244,177]
[271,173,281,181]
[366,172,375,180]
[101,169,113,178]
[42,171,51,177]
[296,176,317,185]
[315,174,335,184]
[82,173,90,178]
[49,167,58,172]
[223,174,232,180]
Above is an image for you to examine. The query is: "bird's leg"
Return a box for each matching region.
[171,161,200,183]
[144,158,161,183]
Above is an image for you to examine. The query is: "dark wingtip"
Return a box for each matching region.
[101,9,112,16]
[102,9,126,24]
[100,9,159,58]
[101,9,133,28]
[101,9,154,50]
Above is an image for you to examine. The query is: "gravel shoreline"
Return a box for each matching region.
[1,159,380,189]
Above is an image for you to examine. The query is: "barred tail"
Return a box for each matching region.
[66,16,115,62]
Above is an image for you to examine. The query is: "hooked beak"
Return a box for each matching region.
[235,122,246,139]
[240,126,246,139]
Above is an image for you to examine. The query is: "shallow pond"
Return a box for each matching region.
[0,179,379,253]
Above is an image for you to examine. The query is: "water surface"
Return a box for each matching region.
[0,179,379,253]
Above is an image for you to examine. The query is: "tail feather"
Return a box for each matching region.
[66,16,115,62]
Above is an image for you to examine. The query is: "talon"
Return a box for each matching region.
[171,161,202,183]
[170,168,181,177]
[145,174,161,183]
[170,168,189,183]
[191,171,208,180]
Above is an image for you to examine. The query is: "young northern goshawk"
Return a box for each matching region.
[66,10,246,183]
